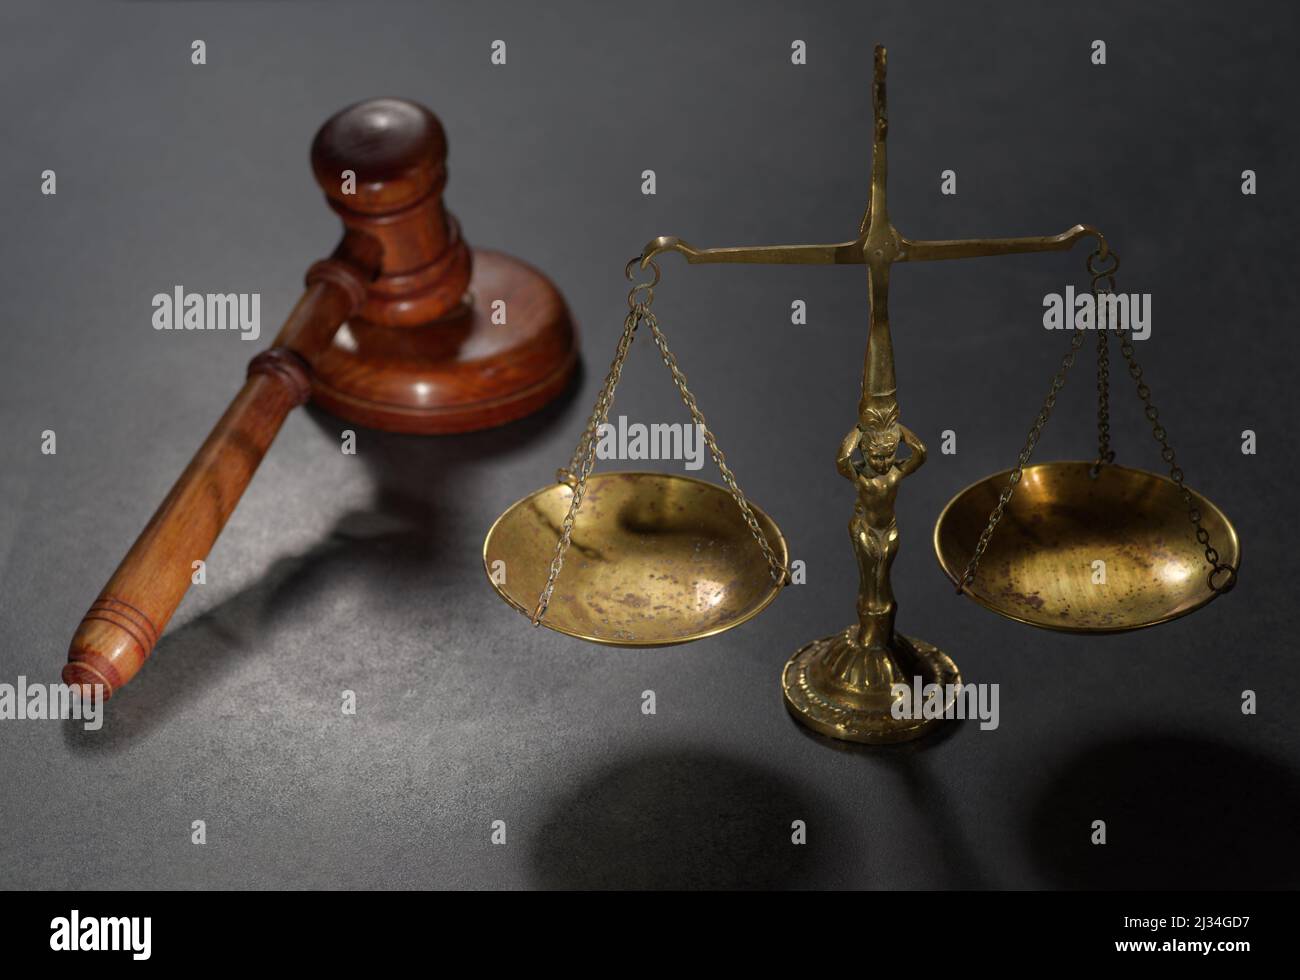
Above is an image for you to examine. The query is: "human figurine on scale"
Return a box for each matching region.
[837,402,926,661]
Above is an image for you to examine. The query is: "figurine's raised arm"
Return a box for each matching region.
[837,426,861,479]
[897,423,927,476]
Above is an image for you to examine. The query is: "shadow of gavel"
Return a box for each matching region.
[64,98,577,700]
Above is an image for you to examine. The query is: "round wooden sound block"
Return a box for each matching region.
[310,248,576,433]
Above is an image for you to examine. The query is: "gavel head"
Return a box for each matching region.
[310,97,472,326]
[304,97,578,434]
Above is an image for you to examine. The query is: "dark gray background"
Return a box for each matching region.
[1,0,1296,889]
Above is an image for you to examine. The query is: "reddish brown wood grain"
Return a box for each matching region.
[64,279,357,698]
[311,249,576,433]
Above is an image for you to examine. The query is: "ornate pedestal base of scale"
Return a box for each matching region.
[783,631,960,743]
[484,46,1239,747]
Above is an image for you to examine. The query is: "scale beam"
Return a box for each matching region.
[638,224,1107,270]
[639,235,864,266]
[899,224,1109,263]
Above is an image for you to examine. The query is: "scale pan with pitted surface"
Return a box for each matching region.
[934,461,1239,632]
[485,472,787,646]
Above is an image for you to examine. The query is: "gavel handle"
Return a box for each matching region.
[64,261,365,699]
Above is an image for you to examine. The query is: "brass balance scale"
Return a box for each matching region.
[483,46,1240,744]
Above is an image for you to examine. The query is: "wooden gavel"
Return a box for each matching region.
[64,98,577,699]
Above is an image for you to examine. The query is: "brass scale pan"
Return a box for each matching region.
[933,461,1238,633]
[484,472,786,647]
[484,462,1238,644]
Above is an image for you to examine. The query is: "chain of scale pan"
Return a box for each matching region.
[1089,246,1120,477]
[531,259,789,625]
[957,251,1106,591]
[1086,247,1235,593]
[955,324,1087,592]
[958,247,1236,595]
[1115,320,1238,594]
